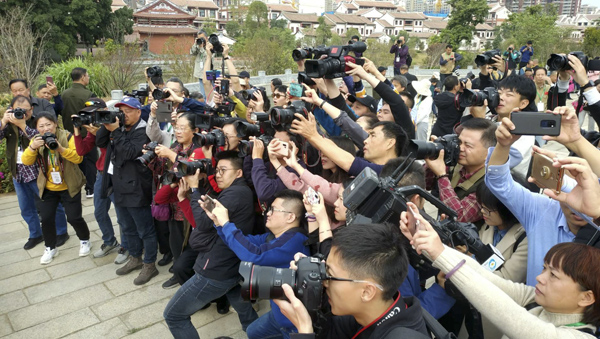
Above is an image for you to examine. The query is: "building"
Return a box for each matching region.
[323,12,376,36]
[351,8,385,22]
[547,0,581,16]
[367,31,392,44]
[374,18,395,36]
[409,31,434,50]
[279,12,334,34]
[112,0,127,12]
[132,0,198,54]
[405,0,451,14]
[579,4,598,14]
[336,1,359,14]
[354,0,398,11]
[267,4,298,20]
[486,2,511,27]
[423,19,447,33]
[380,11,427,33]
[169,0,219,29]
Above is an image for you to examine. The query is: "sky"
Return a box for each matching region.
[580,0,596,5]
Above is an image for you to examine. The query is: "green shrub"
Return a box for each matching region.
[42,57,111,97]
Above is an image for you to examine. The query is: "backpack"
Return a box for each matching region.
[406,52,413,67]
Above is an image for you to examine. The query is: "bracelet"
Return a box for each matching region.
[223,56,230,60]
[276,164,283,171]
[319,100,326,108]
[436,173,449,180]
[307,217,317,222]
[320,228,332,234]
[445,259,466,280]
[305,213,315,218]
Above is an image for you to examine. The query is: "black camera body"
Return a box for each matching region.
[152,88,171,101]
[195,113,229,131]
[136,141,159,166]
[269,100,308,129]
[196,129,226,147]
[124,89,149,104]
[475,49,501,67]
[41,132,59,150]
[304,42,367,79]
[234,120,261,138]
[208,34,223,54]
[547,51,600,72]
[196,37,206,46]
[12,108,26,120]
[408,134,461,167]
[239,256,327,312]
[146,66,162,78]
[97,109,125,125]
[161,171,180,186]
[457,87,499,109]
[72,112,97,128]
[238,135,274,158]
[177,158,212,176]
[241,87,266,102]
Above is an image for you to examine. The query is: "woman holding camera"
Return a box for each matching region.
[401,202,600,339]
[21,112,91,264]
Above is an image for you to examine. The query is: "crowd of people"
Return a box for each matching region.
[2,30,600,339]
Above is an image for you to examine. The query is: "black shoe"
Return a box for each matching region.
[24,236,44,250]
[216,297,230,315]
[56,233,70,247]
[162,276,179,289]
[169,265,174,273]
[158,252,173,266]
[85,188,94,199]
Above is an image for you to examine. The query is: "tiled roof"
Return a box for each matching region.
[384,11,427,19]
[169,0,219,9]
[355,1,397,9]
[268,4,298,13]
[133,25,198,34]
[281,12,329,24]
[375,19,394,28]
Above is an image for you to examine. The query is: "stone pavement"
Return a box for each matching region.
[0,193,269,338]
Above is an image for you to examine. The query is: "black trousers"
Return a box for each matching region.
[169,219,186,261]
[173,246,199,285]
[36,190,90,249]
[78,147,98,191]
[519,61,528,70]
[154,218,171,255]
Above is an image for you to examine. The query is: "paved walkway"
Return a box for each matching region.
[0,193,268,338]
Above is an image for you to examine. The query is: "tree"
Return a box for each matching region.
[94,39,144,92]
[0,5,49,89]
[271,19,288,30]
[440,0,489,48]
[345,28,360,41]
[583,27,600,58]
[424,43,447,69]
[245,1,268,31]
[226,21,242,39]
[315,16,332,46]
[72,0,114,52]
[107,7,134,44]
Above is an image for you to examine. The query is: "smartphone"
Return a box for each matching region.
[510,112,561,136]
[46,76,53,84]
[276,141,289,157]
[156,101,173,123]
[531,151,564,193]
[406,205,421,234]
[307,187,320,205]
[204,196,216,213]
[289,83,303,98]
[219,79,230,96]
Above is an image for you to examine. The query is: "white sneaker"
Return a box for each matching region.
[40,247,58,265]
[79,240,92,257]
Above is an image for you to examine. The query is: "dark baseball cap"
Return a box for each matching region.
[239,71,250,79]
[80,98,107,112]
[348,94,377,114]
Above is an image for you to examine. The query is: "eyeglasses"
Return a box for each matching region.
[273,93,284,99]
[323,267,384,291]
[215,167,234,176]
[481,206,496,216]
[266,206,293,216]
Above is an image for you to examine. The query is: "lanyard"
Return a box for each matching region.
[564,322,586,327]
[536,86,546,102]
[49,152,57,168]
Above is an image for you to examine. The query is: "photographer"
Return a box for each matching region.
[72,99,128,261]
[0,96,69,250]
[292,114,406,176]
[200,189,310,339]
[400,207,600,339]
[212,78,248,119]
[568,55,600,125]
[439,44,463,86]
[142,77,206,122]
[36,82,63,117]
[431,76,465,137]
[163,151,258,338]
[486,115,588,286]
[191,30,208,98]
[503,45,521,71]
[273,85,289,108]
[96,97,158,286]
[472,55,505,90]
[519,41,534,70]
[425,118,496,224]
[21,112,91,264]
[9,79,56,119]
[274,223,429,338]
[390,37,409,75]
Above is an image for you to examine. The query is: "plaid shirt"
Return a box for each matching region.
[0,124,39,183]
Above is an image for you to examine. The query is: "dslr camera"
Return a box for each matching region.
[124,89,149,104]
[196,129,226,147]
[152,88,171,101]
[407,134,461,167]
[136,141,159,166]
[547,51,600,72]
[146,66,162,78]
[234,120,261,138]
[196,37,206,46]
[72,112,97,128]
[12,108,26,120]
[291,46,329,62]
[269,100,308,129]
[457,87,500,109]
[304,42,367,79]
[161,171,180,186]
[177,158,212,176]
[41,132,59,151]
[97,109,125,125]
[239,256,327,312]
[474,49,501,67]
[195,114,229,131]
[241,87,267,102]
[208,34,223,54]
[238,135,274,158]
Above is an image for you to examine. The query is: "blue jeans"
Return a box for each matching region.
[13,179,67,238]
[198,79,206,98]
[164,273,258,339]
[93,172,127,249]
[114,205,156,263]
[246,310,294,339]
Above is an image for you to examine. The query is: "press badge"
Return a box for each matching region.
[107,161,114,175]
[50,171,62,184]
[536,102,545,112]
[16,150,23,164]
[395,56,400,63]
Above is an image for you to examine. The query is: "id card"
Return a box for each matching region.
[107,161,114,175]
[536,102,545,112]
[395,57,400,63]
[16,150,23,164]
[50,171,62,184]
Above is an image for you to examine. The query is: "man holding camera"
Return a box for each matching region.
[0,95,69,250]
[519,41,534,70]
[9,79,56,119]
[191,30,208,98]
[425,118,497,224]
[201,189,309,339]
[503,45,521,71]
[274,223,429,338]
[390,37,408,76]
[431,76,465,137]
[96,97,158,285]
[439,44,462,87]
[142,76,206,123]
[163,151,258,338]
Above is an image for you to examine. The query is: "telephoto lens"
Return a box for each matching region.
[41,132,59,151]
[407,134,461,166]
[136,141,159,166]
[238,135,273,158]
[269,101,308,127]
[176,159,212,176]
[234,120,261,138]
[196,129,226,147]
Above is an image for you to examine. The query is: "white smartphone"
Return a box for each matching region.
[307,187,320,205]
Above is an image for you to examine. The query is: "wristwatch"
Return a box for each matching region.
[581,81,594,91]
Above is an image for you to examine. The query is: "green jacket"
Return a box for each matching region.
[61,83,92,134]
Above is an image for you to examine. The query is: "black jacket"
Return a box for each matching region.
[96,118,152,207]
[190,177,256,280]
[374,82,415,139]
[291,295,429,339]
[403,73,419,98]
[431,91,464,137]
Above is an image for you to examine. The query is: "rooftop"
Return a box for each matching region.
[355,0,397,9]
